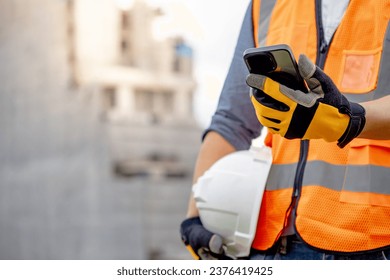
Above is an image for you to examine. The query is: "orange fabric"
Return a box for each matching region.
[348,139,390,167]
[339,48,382,93]
[307,139,348,165]
[263,131,273,148]
[340,190,390,207]
[265,0,317,62]
[270,134,300,164]
[323,1,390,94]
[252,0,260,47]
[251,0,390,252]
[252,189,293,250]
[296,186,390,252]
[272,137,351,166]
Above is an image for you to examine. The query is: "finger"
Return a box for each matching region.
[198,247,234,260]
[180,217,213,253]
[250,95,295,125]
[247,74,296,107]
[197,248,218,260]
[197,235,223,260]
[298,54,337,96]
[209,234,224,254]
[298,54,324,95]
[298,54,348,109]
[246,73,267,90]
[251,88,290,111]
[260,117,282,133]
[191,225,214,250]
[250,95,291,136]
[298,54,335,86]
[248,74,316,108]
[298,54,317,81]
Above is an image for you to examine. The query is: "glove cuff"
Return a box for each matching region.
[337,102,366,148]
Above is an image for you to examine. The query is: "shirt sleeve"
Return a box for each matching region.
[202,1,263,150]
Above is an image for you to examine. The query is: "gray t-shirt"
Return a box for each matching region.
[202,3,261,150]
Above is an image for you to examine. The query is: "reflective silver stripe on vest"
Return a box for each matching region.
[343,20,390,102]
[343,164,390,194]
[267,161,390,195]
[257,0,277,47]
[266,163,297,190]
[371,20,390,100]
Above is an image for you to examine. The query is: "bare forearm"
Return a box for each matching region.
[186,131,236,218]
[359,95,390,139]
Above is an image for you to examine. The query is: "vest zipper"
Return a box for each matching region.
[292,141,309,199]
[291,0,328,229]
[279,0,329,241]
[316,0,328,70]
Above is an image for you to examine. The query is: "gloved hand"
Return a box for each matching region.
[246,54,366,148]
[180,217,229,260]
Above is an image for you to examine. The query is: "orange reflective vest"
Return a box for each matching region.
[252,0,390,253]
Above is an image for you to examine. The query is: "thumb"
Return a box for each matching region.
[298,54,341,98]
[209,234,224,254]
[246,73,267,91]
[298,54,324,96]
[298,54,316,81]
[197,234,226,260]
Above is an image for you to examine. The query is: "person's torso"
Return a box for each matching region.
[251,0,390,253]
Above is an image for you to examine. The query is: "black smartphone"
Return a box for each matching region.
[243,44,307,92]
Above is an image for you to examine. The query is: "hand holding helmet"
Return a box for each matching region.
[180,147,272,259]
[180,217,228,260]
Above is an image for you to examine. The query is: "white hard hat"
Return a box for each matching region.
[193,145,272,258]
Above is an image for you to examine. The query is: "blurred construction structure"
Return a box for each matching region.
[74,0,200,177]
[0,0,200,259]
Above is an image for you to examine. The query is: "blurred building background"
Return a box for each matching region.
[0,0,202,259]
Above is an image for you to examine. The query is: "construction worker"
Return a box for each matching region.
[180,0,390,260]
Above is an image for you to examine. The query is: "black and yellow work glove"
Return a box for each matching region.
[180,217,230,260]
[246,54,366,148]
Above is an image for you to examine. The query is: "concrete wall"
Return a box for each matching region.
[0,0,147,259]
[0,0,197,260]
